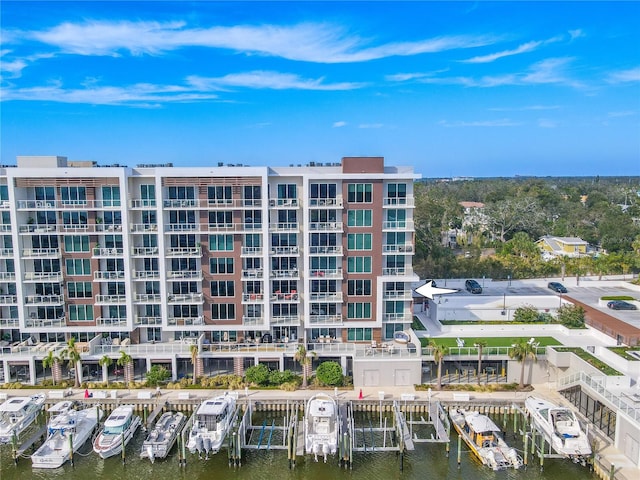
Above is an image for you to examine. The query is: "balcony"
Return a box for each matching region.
[25,294,64,305]
[167,223,198,232]
[96,223,123,233]
[24,272,63,282]
[134,316,162,326]
[309,245,342,255]
[242,316,265,326]
[19,224,57,234]
[383,312,413,322]
[0,272,15,281]
[382,244,414,254]
[382,220,414,231]
[166,246,201,257]
[132,246,159,256]
[96,317,128,327]
[17,199,123,210]
[309,292,342,302]
[269,198,299,208]
[241,246,263,256]
[0,224,11,232]
[132,270,160,280]
[95,294,127,304]
[0,200,10,209]
[242,293,265,302]
[270,246,299,255]
[168,293,203,304]
[268,223,298,232]
[242,269,263,279]
[309,222,342,231]
[270,269,299,279]
[163,199,199,209]
[25,316,66,328]
[271,292,299,302]
[207,199,262,209]
[383,290,413,300]
[0,295,17,304]
[383,197,414,207]
[129,199,157,209]
[93,247,124,257]
[94,271,125,281]
[21,248,61,258]
[309,314,343,325]
[134,293,162,303]
[130,223,158,233]
[382,267,414,276]
[167,316,204,326]
[271,316,301,326]
[309,268,342,279]
[0,318,18,328]
[167,271,203,280]
[0,248,13,257]
[207,223,236,232]
[309,197,343,208]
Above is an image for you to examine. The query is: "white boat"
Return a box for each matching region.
[525,396,592,462]
[450,409,522,470]
[304,393,338,462]
[92,405,141,459]
[31,401,103,469]
[140,411,187,463]
[187,393,237,458]
[0,393,46,444]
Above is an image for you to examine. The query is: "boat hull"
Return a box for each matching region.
[140,411,187,462]
[93,415,141,459]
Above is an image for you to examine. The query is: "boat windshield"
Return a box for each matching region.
[104,425,124,435]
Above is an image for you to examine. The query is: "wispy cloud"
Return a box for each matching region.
[13,20,498,64]
[568,29,585,41]
[332,121,347,128]
[384,69,448,82]
[606,67,640,83]
[0,50,55,79]
[187,71,363,91]
[358,123,383,129]
[461,40,543,64]
[438,119,522,127]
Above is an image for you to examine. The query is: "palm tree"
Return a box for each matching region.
[474,340,488,385]
[429,341,449,390]
[117,350,134,384]
[42,350,60,385]
[189,344,200,385]
[98,355,113,385]
[294,344,316,388]
[61,337,82,388]
[508,339,538,389]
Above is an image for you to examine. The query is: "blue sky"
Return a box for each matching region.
[1,1,639,177]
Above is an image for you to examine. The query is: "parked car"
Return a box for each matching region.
[547,282,568,293]
[607,300,637,311]
[465,279,482,294]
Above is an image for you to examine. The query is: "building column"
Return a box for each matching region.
[341,356,348,376]
[233,357,244,377]
[171,356,178,381]
[3,359,10,384]
[52,360,62,384]
[29,357,37,385]
[279,357,284,372]
[146,358,152,373]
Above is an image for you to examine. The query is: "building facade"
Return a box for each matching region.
[0,155,421,386]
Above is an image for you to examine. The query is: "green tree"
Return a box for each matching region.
[245,364,270,386]
[117,350,134,384]
[42,350,60,385]
[98,355,113,385]
[508,339,538,389]
[474,340,488,385]
[315,361,343,386]
[294,344,316,388]
[61,337,82,388]
[429,341,449,390]
[513,305,542,323]
[145,365,170,386]
[557,304,586,328]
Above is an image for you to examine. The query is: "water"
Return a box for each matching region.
[0,430,597,480]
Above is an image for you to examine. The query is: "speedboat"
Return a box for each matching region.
[140,411,187,463]
[450,409,522,470]
[0,393,46,444]
[32,401,103,468]
[304,393,338,462]
[525,396,592,463]
[187,393,237,458]
[93,405,141,459]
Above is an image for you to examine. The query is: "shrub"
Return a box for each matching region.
[557,304,586,328]
[145,365,170,386]
[513,305,542,323]
[245,364,270,386]
[315,361,343,386]
[268,369,298,386]
[280,381,299,392]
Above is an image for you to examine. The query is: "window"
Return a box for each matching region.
[0,185,8,201]
[35,186,55,201]
[243,186,261,205]
[64,236,89,252]
[347,183,372,203]
[68,305,93,322]
[310,183,337,199]
[244,234,261,248]
[211,304,235,320]
[347,303,371,319]
[244,210,261,228]
[245,281,262,295]
[210,281,235,297]
[60,186,86,205]
[168,186,195,200]
[272,304,298,317]
[347,256,372,273]
[271,234,297,249]
[209,235,233,251]
[347,328,372,341]
[347,233,372,250]
[347,210,372,227]
[277,184,297,199]
[385,323,404,338]
[208,186,232,204]
[62,211,88,227]
[209,211,232,226]
[67,282,92,298]
[101,186,121,207]
[385,301,405,314]
[65,259,91,276]
[210,257,234,274]
[348,279,371,296]
[386,209,406,227]
[140,184,156,207]
[310,256,338,270]
[147,327,161,342]
[311,328,337,339]
[386,183,407,201]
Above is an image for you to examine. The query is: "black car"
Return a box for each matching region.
[548,282,568,293]
[607,300,637,311]
[465,279,482,294]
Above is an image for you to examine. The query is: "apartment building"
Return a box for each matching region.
[0,155,421,386]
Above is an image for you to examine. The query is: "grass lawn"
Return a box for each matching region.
[420,336,562,348]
